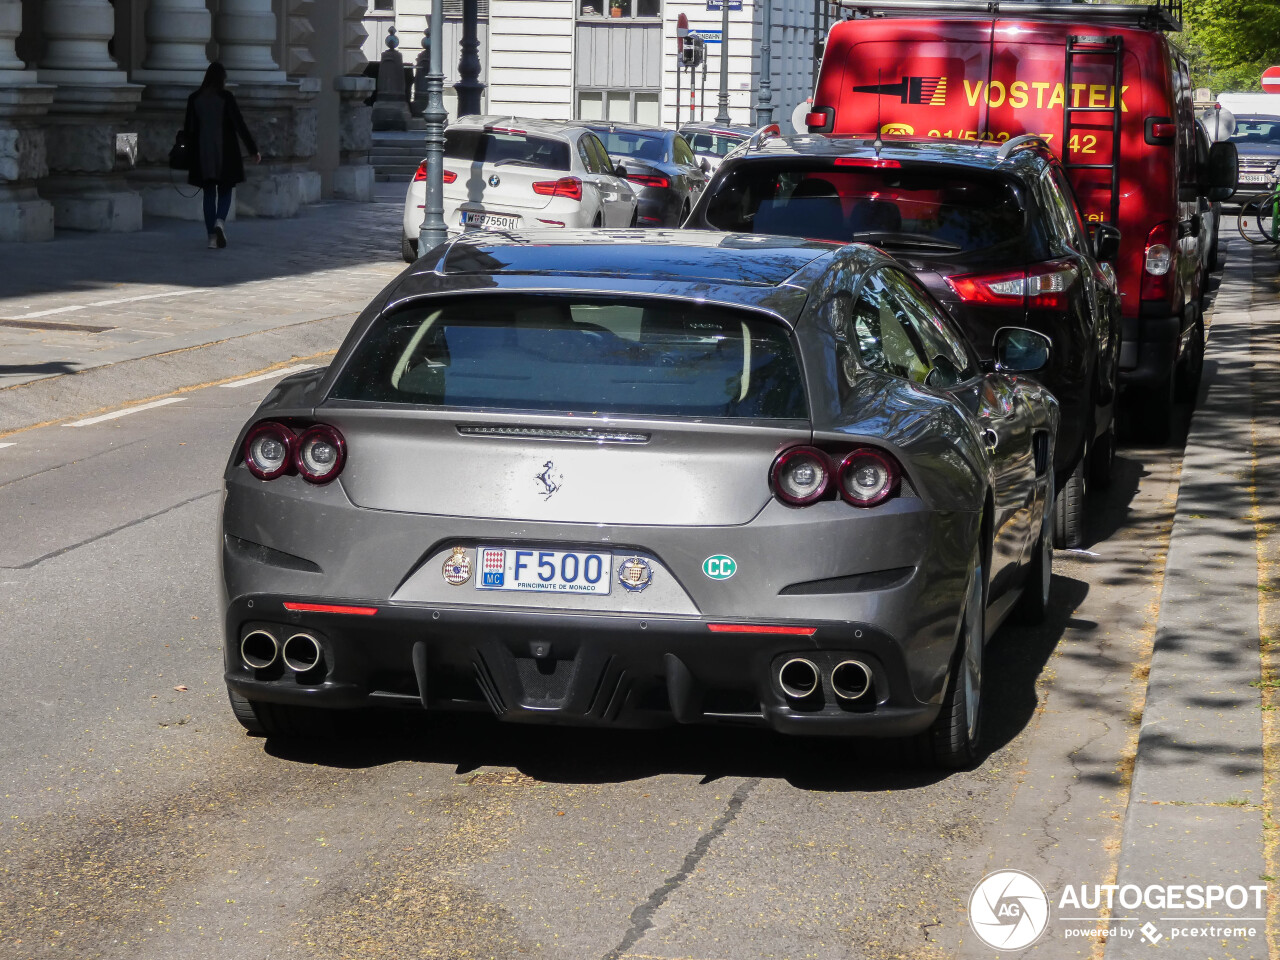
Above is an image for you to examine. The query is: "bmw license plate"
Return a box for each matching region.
[476,547,612,595]
[461,211,521,230]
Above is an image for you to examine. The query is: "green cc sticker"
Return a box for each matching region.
[702,555,737,580]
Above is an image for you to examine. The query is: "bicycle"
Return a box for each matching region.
[1237,178,1280,245]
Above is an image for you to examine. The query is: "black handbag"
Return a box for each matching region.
[168,130,190,171]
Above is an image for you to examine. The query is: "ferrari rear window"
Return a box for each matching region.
[444,130,571,171]
[703,159,1035,261]
[330,295,807,419]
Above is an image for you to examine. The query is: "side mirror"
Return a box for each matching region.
[613,163,627,179]
[994,327,1051,373]
[700,156,711,174]
[1205,141,1238,202]
[1092,223,1121,262]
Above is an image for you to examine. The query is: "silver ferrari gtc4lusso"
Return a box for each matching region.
[220,230,1059,767]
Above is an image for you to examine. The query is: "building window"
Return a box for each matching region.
[578,0,660,19]
[373,0,394,10]
[577,89,660,123]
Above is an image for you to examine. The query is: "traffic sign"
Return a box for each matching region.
[707,0,742,9]
[1264,65,1280,93]
[689,29,722,44]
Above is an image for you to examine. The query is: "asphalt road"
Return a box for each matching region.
[0,360,1188,959]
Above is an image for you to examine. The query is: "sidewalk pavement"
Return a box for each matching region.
[1105,238,1277,959]
[0,193,409,434]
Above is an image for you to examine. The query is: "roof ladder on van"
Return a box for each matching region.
[1063,34,1124,227]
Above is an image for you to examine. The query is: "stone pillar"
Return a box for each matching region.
[0,0,55,241]
[133,0,214,84]
[215,0,287,84]
[333,75,374,200]
[36,0,144,233]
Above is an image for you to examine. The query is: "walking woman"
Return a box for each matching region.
[184,62,260,249]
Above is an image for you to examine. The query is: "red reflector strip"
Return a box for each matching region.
[1151,122,1176,139]
[283,602,378,616]
[707,623,818,636]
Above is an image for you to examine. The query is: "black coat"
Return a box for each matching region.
[183,88,258,188]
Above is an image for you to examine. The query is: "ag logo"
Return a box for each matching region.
[702,555,737,580]
[968,870,1050,951]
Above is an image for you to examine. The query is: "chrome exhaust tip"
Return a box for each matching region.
[778,657,820,699]
[282,632,324,673]
[240,630,279,670]
[831,660,873,701]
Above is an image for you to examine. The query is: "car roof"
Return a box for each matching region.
[580,121,671,137]
[679,122,754,136]
[729,133,1048,175]
[391,230,893,323]
[451,115,593,140]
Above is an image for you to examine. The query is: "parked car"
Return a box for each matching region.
[677,122,755,173]
[1223,115,1280,196]
[580,121,709,226]
[221,230,1058,768]
[686,131,1120,548]
[807,0,1237,444]
[400,116,637,262]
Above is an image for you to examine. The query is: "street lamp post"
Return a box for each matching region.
[756,0,773,124]
[418,0,448,252]
[714,0,731,124]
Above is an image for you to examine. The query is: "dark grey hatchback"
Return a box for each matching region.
[581,122,709,226]
[221,231,1058,767]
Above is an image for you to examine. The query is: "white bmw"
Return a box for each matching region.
[401,117,639,261]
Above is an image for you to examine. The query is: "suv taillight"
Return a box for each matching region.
[770,445,902,508]
[1141,222,1174,300]
[532,176,583,201]
[413,164,457,183]
[945,260,1079,310]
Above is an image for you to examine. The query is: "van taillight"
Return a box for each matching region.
[413,164,457,183]
[1141,222,1174,300]
[945,261,1078,311]
[1145,117,1176,145]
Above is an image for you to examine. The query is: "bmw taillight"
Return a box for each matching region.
[242,421,346,484]
[770,445,903,508]
[532,176,583,201]
[1141,222,1174,300]
[625,173,670,188]
[413,164,457,183]
[244,421,294,481]
[295,425,346,484]
[946,260,1078,311]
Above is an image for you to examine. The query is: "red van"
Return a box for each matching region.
[808,0,1236,441]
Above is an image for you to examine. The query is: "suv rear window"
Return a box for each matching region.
[444,130,571,171]
[330,295,807,419]
[703,160,1032,261]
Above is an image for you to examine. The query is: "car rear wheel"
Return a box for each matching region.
[1088,423,1115,489]
[227,688,337,740]
[593,213,603,228]
[1016,476,1053,625]
[401,236,417,263]
[1053,457,1087,550]
[917,542,985,769]
[1174,314,1205,404]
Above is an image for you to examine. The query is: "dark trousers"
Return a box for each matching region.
[202,183,234,234]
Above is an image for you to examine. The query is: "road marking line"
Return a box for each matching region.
[0,443,14,449]
[18,289,196,319]
[64,397,186,427]
[218,364,319,389]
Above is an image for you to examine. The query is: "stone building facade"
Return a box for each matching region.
[0,0,377,242]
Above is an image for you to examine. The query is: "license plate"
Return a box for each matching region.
[476,547,612,595]
[1241,173,1270,183]
[461,212,521,230]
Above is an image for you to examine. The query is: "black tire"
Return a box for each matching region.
[1053,457,1087,550]
[401,236,417,263]
[1088,423,1115,489]
[592,213,603,227]
[1016,475,1053,625]
[629,208,638,227]
[1174,315,1205,404]
[677,202,690,227]
[227,688,337,740]
[917,543,985,769]
[1127,374,1174,446]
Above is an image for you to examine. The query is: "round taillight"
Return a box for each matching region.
[244,421,295,480]
[837,448,900,507]
[770,447,832,506]
[295,424,346,484]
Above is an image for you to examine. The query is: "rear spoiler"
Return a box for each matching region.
[836,0,1181,32]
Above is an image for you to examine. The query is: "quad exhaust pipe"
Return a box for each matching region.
[778,657,820,699]
[831,660,873,701]
[240,630,279,669]
[282,632,324,673]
